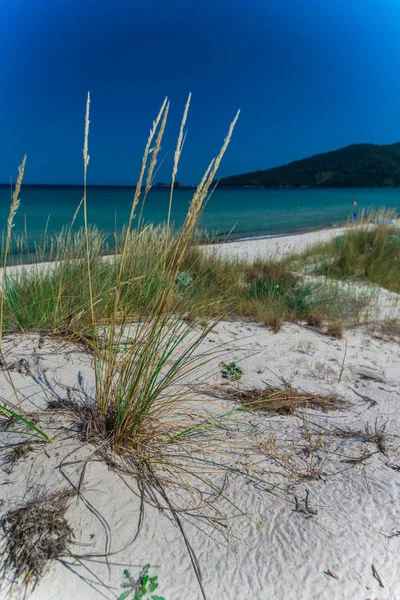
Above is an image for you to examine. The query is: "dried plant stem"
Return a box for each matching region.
[106,98,169,375]
[71,197,84,227]
[122,97,168,263]
[167,93,191,233]
[137,101,170,229]
[338,338,348,382]
[144,102,170,197]
[82,92,95,334]
[173,109,240,269]
[0,156,26,412]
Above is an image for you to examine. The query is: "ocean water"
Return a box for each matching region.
[1,185,399,244]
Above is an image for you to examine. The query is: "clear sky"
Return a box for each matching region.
[1,0,400,184]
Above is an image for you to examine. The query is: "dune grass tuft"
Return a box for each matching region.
[326,321,344,339]
[75,96,241,454]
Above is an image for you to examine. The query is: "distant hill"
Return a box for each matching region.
[219,142,400,187]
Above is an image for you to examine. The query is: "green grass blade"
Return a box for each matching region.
[0,405,52,442]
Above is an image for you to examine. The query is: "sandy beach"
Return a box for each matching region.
[0,226,399,600]
[202,225,348,261]
[1,323,400,600]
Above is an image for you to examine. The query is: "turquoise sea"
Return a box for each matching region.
[1,185,399,245]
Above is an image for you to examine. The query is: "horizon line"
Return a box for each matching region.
[0,182,198,188]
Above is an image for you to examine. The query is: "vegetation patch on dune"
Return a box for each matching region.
[298,214,400,293]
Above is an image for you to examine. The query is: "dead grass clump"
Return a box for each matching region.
[3,358,31,376]
[365,420,389,455]
[214,384,343,415]
[374,318,400,341]
[258,427,330,483]
[259,309,284,333]
[267,313,284,333]
[2,442,33,474]
[46,397,78,411]
[0,414,18,431]
[307,308,325,328]
[329,420,389,455]
[0,490,74,588]
[326,321,344,339]
[242,258,294,284]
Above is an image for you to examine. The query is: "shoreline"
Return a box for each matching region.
[201,223,348,261]
[202,217,399,261]
[5,218,398,271]
[6,222,347,268]
[204,221,346,244]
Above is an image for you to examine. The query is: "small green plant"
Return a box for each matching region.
[175,270,194,290]
[118,565,165,600]
[221,361,243,381]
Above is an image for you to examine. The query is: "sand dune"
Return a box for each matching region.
[0,318,399,599]
[0,227,400,599]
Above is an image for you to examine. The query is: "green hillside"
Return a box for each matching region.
[220,142,400,187]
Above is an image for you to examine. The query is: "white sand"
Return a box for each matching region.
[0,227,400,599]
[202,225,348,261]
[0,320,400,600]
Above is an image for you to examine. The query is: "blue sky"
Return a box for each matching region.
[1,0,400,184]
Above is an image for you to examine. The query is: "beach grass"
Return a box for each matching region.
[0,157,51,442]
[1,229,364,338]
[71,94,242,457]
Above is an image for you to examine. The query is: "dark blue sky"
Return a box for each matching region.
[1,0,400,184]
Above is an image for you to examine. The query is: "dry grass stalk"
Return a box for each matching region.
[125,97,168,242]
[144,101,170,197]
[82,92,95,330]
[173,109,240,268]
[137,101,170,230]
[83,92,90,170]
[110,98,169,335]
[167,92,191,231]
[0,490,73,587]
